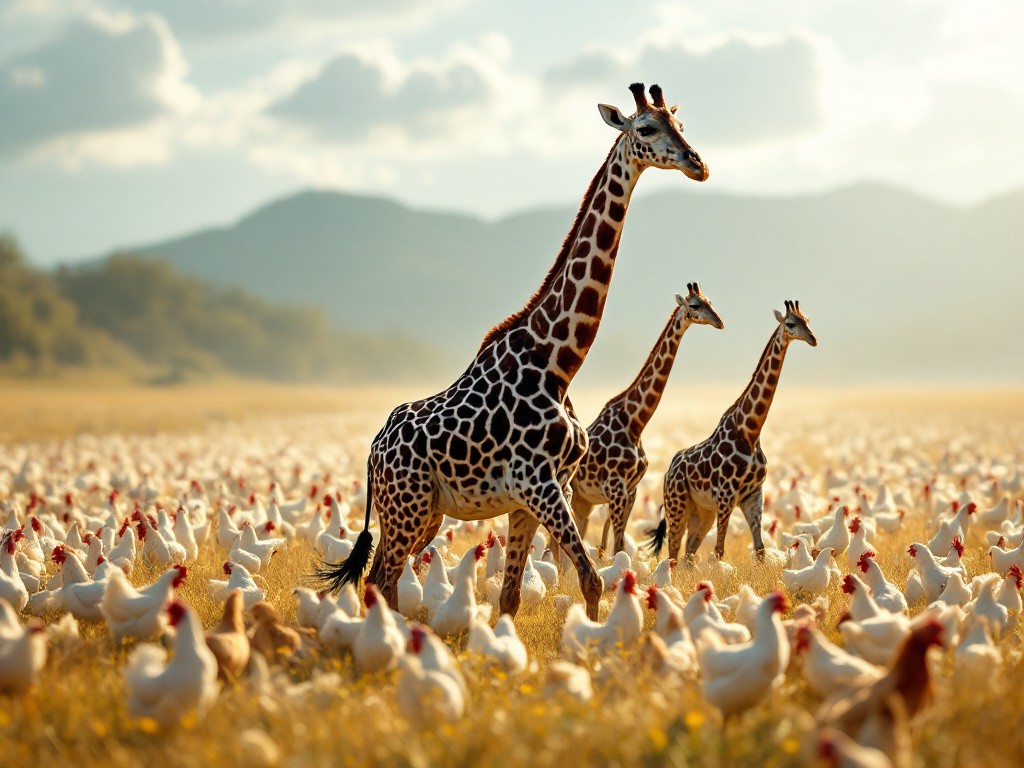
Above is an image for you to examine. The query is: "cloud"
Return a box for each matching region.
[269,48,493,143]
[545,36,823,145]
[0,11,197,157]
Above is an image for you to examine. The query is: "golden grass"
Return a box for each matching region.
[1,387,1023,767]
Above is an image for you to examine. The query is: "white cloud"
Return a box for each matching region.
[0,10,199,166]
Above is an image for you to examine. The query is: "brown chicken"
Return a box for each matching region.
[204,590,251,683]
[817,616,943,768]
[249,601,305,662]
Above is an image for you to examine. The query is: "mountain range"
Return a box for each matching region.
[91,181,1024,390]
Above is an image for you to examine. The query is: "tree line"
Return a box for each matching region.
[0,235,442,384]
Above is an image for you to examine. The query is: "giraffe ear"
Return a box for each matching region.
[774,309,786,324]
[669,104,679,114]
[598,104,629,131]
[675,293,685,306]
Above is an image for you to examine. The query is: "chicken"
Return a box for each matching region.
[233,521,283,569]
[856,553,908,615]
[599,551,632,591]
[207,561,265,610]
[0,531,28,613]
[39,545,107,621]
[782,548,835,597]
[467,614,528,676]
[101,565,187,643]
[561,570,642,661]
[407,623,466,695]
[933,572,972,606]
[397,556,423,618]
[420,548,454,620]
[816,506,851,556]
[204,590,251,682]
[293,587,323,629]
[684,582,751,644]
[698,591,789,719]
[997,565,1023,613]
[445,542,486,585]
[965,574,1011,638]
[249,601,304,662]
[841,573,884,622]
[519,552,548,608]
[818,618,943,767]
[794,623,884,697]
[988,538,1024,576]
[543,660,593,703]
[353,584,405,673]
[485,530,505,578]
[905,543,959,604]
[172,508,199,562]
[124,602,219,728]
[814,725,904,768]
[429,576,491,637]
[845,517,872,570]
[396,642,465,727]
[136,512,186,568]
[106,522,137,576]
[0,599,47,694]
[839,609,911,667]
[646,586,698,675]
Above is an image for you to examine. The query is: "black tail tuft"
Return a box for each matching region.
[315,530,374,594]
[646,512,667,558]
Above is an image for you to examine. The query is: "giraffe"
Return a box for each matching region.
[318,83,709,621]
[649,300,817,563]
[569,282,724,555]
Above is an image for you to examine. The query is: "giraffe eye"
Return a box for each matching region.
[636,125,657,138]
[786,322,795,329]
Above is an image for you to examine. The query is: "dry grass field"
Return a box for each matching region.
[1,381,1023,767]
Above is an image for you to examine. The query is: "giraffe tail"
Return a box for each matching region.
[315,464,375,593]
[645,507,667,558]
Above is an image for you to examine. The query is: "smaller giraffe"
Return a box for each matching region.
[649,300,816,563]
[570,283,723,554]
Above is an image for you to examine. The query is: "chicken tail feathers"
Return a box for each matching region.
[646,511,667,558]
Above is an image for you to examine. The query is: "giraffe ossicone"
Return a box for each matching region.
[649,300,817,563]
[316,83,709,622]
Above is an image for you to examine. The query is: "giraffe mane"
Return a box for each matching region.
[478,140,621,352]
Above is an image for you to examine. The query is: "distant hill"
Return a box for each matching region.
[86,182,1024,390]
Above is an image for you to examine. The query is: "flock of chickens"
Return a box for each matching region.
[1,409,1023,767]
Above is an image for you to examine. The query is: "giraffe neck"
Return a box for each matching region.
[481,136,640,396]
[609,311,690,439]
[728,326,790,445]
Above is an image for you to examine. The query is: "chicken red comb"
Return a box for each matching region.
[486,531,496,547]
[445,530,454,542]
[323,495,333,507]
[794,623,812,652]
[907,545,917,557]
[166,602,187,627]
[950,537,964,558]
[30,516,42,533]
[622,570,637,595]
[1009,564,1023,589]
[422,551,432,564]
[768,519,778,535]
[474,543,486,561]
[967,502,977,514]
[248,493,256,505]
[645,585,659,610]
[409,624,426,654]
[264,521,276,532]
[51,545,67,564]
[841,574,857,594]
[849,517,861,534]
[222,561,232,575]
[364,585,379,609]
[768,591,788,614]
[857,551,875,573]
[172,565,188,587]
[64,492,73,506]
[695,581,713,601]
[4,534,15,555]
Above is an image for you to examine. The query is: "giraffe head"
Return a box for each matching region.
[773,300,817,346]
[676,282,724,329]
[598,82,708,181]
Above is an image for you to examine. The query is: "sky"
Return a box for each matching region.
[1,0,1022,265]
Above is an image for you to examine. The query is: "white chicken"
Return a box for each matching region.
[101,565,187,643]
[794,623,884,697]
[561,570,642,661]
[124,602,219,728]
[420,548,454,620]
[0,599,47,694]
[353,585,405,674]
[838,612,911,667]
[0,531,28,613]
[429,576,491,637]
[519,552,548,608]
[39,545,107,621]
[856,553,908,615]
[684,582,751,644]
[698,591,790,719]
[207,561,265,610]
[396,645,465,727]
[543,660,593,703]
[396,557,424,618]
[815,506,851,556]
[467,614,528,676]
[905,542,960,604]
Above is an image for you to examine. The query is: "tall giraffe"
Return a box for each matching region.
[570,282,723,554]
[649,300,816,563]
[319,83,709,620]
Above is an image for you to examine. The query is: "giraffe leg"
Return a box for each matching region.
[663,477,690,561]
[499,509,540,617]
[684,502,717,562]
[409,512,444,557]
[570,490,594,542]
[521,478,602,621]
[738,487,767,559]
[713,507,732,559]
[607,485,637,555]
